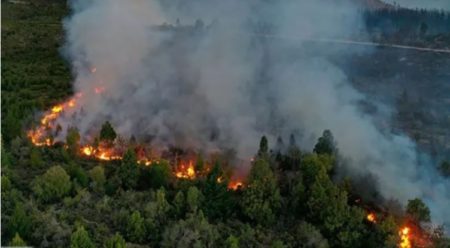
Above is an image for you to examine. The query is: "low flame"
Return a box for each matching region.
[399,227,411,248]
[175,161,196,179]
[366,213,376,223]
[80,145,122,161]
[228,181,243,190]
[28,87,244,190]
[28,94,83,146]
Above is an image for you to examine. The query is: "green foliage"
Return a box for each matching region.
[104,233,126,248]
[306,171,364,247]
[300,153,334,188]
[161,211,219,248]
[126,211,146,243]
[406,198,431,222]
[9,232,27,247]
[7,203,32,240]
[293,221,329,248]
[99,121,117,142]
[186,186,202,213]
[271,240,287,248]
[66,127,80,155]
[67,162,89,188]
[313,130,336,155]
[70,226,95,248]
[173,191,185,217]
[201,161,234,220]
[242,159,281,226]
[2,175,12,193]
[32,165,71,202]
[89,165,106,192]
[30,147,44,168]
[148,160,171,188]
[118,149,139,189]
[225,235,239,248]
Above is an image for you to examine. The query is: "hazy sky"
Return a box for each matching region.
[384,0,450,10]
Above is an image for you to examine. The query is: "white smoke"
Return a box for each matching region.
[61,0,449,227]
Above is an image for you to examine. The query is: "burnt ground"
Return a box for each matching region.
[341,47,450,159]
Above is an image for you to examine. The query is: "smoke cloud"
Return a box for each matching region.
[61,0,449,227]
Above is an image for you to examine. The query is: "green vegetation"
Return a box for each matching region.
[2,1,449,247]
[2,1,72,145]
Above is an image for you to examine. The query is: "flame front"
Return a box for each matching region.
[28,87,243,190]
[399,227,411,248]
[80,145,122,161]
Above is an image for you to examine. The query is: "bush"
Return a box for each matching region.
[32,165,71,202]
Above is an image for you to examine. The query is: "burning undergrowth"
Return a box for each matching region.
[26,0,450,238]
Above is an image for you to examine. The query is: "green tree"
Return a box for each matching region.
[118,149,139,189]
[30,147,44,168]
[293,221,329,248]
[143,188,171,242]
[9,232,27,247]
[306,171,364,247]
[186,186,202,213]
[300,153,334,188]
[105,232,126,248]
[67,162,89,188]
[126,211,146,243]
[257,136,269,159]
[89,165,106,192]
[313,130,336,155]
[406,198,430,222]
[3,106,21,144]
[66,127,80,155]
[241,159,281,226]
[100,121,117,142]
[70,226,95,248]
[148,160,171,188]
[173,191,185,217]
[32,165,71,202]
[7,202,32,240]
[201,161,234,220]
[161,211,219,248]
[271,240,286,248]
[225,235,239,248]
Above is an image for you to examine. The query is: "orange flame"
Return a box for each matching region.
[228,180,243,190]
[175,161,196,179]
[80,145,122,161]
[399,227,411,248]
[367,213,376,223]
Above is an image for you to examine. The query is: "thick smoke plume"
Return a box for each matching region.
[61,0,449,227]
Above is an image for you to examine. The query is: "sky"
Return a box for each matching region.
[384,0,450,10]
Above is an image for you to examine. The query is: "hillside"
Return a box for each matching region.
[1,1,450,248]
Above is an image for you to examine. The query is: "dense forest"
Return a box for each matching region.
[2,1,450,247]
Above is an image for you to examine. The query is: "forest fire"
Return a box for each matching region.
[175,161,196,179]
[366,213,376,223]
[399,226,411,248]
[228,181,243,190]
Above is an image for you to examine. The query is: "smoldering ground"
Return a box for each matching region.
[61,0,449,227]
